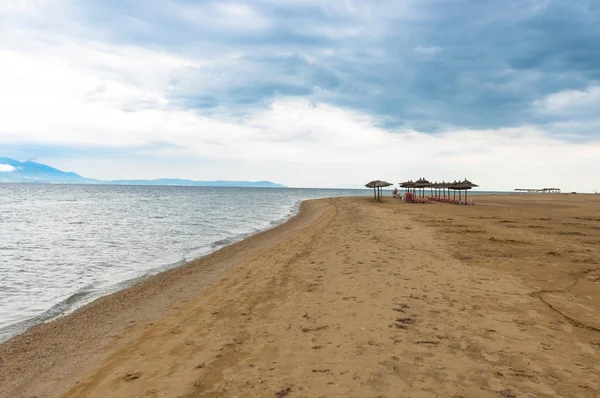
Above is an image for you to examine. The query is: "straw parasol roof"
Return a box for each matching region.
[448,180,460,190]
[413,178,432,188]
[452,178,479,190]
[365,180,393,188]
[464,178,479,188]
[399,180,416,188]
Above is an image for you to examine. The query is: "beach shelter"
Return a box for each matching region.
[365,180,379,200]
[454,178,479,203]
[413,178,432,198]
[399,180,416,195]
[375,180,393,202]
[449,180,460,201]
[432,181,441,198]
[365,180,393,202]
[440,181,449,199]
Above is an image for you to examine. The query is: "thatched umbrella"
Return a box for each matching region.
[432,181,441,198]
[414,178,432,198]
[376,180,393,202]
[439,181,450,199]
[453,178,479,203]
[399,180,416,195]
[365,180,393,202]
[365,180,378,200]
[449,180,460,201]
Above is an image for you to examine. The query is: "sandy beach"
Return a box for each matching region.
[1,194,599,397]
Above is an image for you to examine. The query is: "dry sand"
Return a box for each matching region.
[1,194,599,397]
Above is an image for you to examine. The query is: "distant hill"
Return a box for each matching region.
[0,158,286,188]
[0,157,96,183]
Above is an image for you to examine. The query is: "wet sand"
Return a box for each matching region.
[1,194,599,397]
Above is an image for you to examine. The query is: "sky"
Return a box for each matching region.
[0,0,599,190]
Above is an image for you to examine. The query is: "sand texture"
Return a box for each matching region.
[1,195,599,397]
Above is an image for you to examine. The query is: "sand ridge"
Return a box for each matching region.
[2,195,600,397]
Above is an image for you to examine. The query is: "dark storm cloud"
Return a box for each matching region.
[71,0,600,136]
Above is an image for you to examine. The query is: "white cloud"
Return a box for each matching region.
[534,85,600,115]
[0,164,17,172]
[0,0,32,13]
[168,2,272,32]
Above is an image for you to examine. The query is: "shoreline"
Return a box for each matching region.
[0,198,305,344]
[2,195,599,397]
[0,199,326,398]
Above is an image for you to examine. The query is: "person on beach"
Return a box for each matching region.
[393,187,398,197]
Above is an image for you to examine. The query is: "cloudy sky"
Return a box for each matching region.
[1,0,599,190]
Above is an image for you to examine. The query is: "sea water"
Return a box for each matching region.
[0,184,371,342]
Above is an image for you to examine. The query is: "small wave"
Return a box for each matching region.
[40,290,94,318]
[211,238,234,248]
[0,287,96,343]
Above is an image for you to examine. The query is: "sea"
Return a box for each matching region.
[0,184,375,342]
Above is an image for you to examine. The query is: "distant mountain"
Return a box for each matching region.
[0,157,96,183]
[0,158,286,188]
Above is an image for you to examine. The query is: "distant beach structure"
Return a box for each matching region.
[514,188,561,194]
[399,178,479,205]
